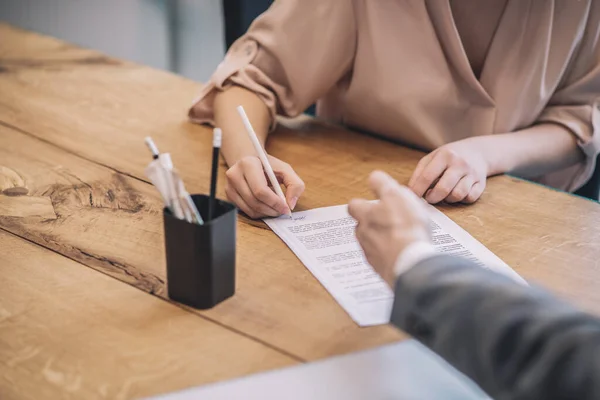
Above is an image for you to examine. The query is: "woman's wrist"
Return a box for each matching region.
[215,86,272,167]
[473,124,583,179]
[221,144,259,167]
[459,135,514,177]
[477,134,515,176]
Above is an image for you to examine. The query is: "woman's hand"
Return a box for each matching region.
[408,138,489,204]
[225,155,305,219]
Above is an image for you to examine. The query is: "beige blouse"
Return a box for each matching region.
[190,0,600,192]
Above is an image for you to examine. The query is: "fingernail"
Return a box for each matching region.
[279,204,290,215]
[289,197,298,210]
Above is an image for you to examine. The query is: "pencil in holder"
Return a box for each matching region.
[163,194,236,309]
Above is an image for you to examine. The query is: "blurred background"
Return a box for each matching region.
[0,0,273,82]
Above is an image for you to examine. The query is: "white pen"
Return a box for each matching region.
[144,137,182,219]
[236,105,292,217]
[179,183,204,225]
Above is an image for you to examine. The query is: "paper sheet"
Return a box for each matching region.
[264,204,525,327]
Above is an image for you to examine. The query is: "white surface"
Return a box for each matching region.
[265,204,525,326]
[149,340,491,400]
[427,205,526,284]
[265,205,393,326]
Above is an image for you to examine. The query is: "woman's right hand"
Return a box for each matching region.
[225,155,305,219]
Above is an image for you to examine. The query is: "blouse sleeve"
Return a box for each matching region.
[189,0,357,130]
[535,6,600,192]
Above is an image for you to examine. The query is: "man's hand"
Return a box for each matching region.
[348,171,431,287]
[408,138,489,204]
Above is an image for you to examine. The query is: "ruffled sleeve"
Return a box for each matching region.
[189,0,357,130]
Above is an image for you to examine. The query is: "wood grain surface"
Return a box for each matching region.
[0,117,405,364]
[2,22,600,376]
[0,230,295,400]
[0,24,406,361]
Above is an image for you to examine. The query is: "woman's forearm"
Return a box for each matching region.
[214,85,273,167]
[482,123,585,177]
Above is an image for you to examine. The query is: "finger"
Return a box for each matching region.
[225,185,260,219]
[348,198,373,224]
[355,230,383,274]
[445,176,475,203]
[239,179,281,217]
[226,166,279,217]
[463,181,486,204]
[241,158,289,215]
[354,225,375,255]
[409,153,449,197]
[424,189,432,200]
[274,162,305,211]
[368,171,431,226]
[408,152,434,188]
[368,170,402,200]
[393,184,431,215]
[425,167,466,204]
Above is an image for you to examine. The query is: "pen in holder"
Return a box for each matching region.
[163,194,236,309]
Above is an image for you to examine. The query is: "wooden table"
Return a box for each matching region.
[2,24,600,399]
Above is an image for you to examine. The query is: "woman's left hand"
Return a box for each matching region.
[408,138,489,204]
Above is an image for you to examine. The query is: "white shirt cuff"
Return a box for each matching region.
[393,241,437,278]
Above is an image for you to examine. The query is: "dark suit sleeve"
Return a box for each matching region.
[390,255,600,400]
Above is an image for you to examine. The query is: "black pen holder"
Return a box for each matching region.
[163,194,237,309]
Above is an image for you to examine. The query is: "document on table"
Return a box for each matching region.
[264,204,525,327]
